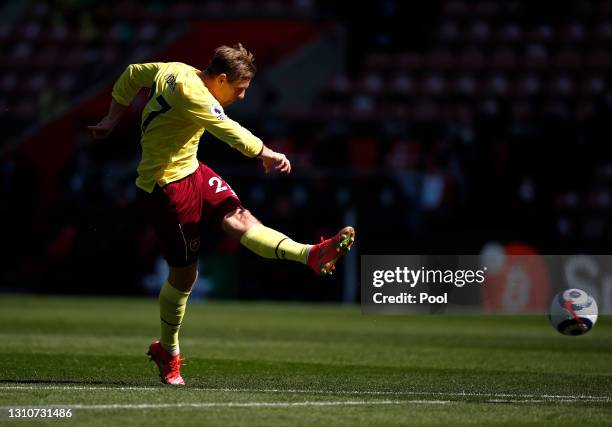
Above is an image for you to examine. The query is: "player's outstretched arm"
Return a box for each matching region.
[258,145,291,175]
[87,100,127,139]
[88,63,160,139]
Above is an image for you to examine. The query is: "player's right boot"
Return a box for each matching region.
[307,226,355,276]
[147,340,185,385]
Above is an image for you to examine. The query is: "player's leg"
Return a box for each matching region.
[159,261,198,355]
[146,239,199,385]
[141,174,204,385]
[147,261,195,385]
[222,207,355,276]
[222,207,310,262]
[199,161,355,275]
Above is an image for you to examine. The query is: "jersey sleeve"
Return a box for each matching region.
[179,83,264,158]
[112,63,163,106]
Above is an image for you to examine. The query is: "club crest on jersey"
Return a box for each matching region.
[211,104,226,121]
[164,73,176,91]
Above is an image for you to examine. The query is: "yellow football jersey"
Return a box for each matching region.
[112,62,263,193]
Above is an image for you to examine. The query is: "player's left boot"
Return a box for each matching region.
[307,226,355,276]
[147,340,185,385]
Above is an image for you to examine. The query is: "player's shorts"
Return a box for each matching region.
[141,161,242,267]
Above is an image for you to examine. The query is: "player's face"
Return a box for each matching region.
[219,78,251,106]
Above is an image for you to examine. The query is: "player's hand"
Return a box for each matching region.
[87,117,117,139]
[259,146,291,175]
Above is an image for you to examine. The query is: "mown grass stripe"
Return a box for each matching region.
[0,400,449,410]
[0,385,609,402]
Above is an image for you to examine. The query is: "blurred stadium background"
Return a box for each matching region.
[2,0,612,303]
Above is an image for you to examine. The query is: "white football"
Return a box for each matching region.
[549,288,598,336]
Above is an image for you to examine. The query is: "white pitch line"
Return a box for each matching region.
[482,399,591,404]
[0,385,609,402]
[0,400,449,410]
[195,388,612,402]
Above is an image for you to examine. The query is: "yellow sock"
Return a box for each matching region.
[240,224,311,264]
[159,281,191,355]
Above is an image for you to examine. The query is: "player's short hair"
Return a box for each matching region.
[205,43,256,82]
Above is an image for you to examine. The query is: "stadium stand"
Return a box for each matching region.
[2,0,612,298]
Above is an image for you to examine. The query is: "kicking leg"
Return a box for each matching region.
[222,207,355,275]
[222,207,310,262]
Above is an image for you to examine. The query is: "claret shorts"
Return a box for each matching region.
[141,161,242,267]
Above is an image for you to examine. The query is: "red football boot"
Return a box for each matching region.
[307,226,355,276]
[147,340,185,385]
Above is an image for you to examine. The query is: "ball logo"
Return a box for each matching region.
[549,288,598,336]
[189,237,200,252]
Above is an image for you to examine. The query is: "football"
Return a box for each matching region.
[549,288,598,336]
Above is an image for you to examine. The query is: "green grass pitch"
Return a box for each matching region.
[0,295,610,426]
